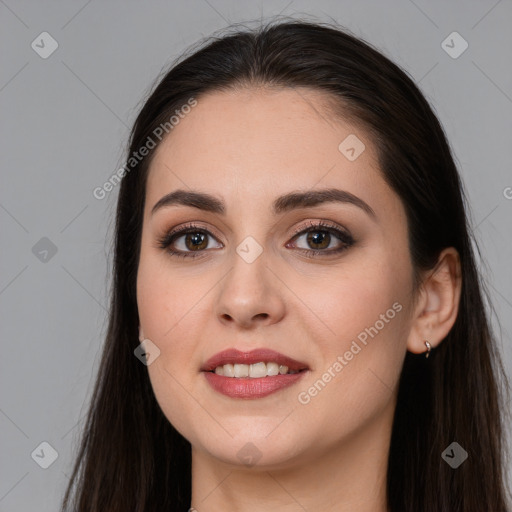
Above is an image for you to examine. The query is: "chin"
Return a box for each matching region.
[189,419,310,468]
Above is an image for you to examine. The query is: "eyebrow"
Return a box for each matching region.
[151,187,376,219]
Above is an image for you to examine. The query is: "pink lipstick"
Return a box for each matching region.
[201,348,309,399]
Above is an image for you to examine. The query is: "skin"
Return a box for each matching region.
[136,86,462,512]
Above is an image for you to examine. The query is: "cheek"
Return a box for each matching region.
[297,249,409,348]
[137,260,202,438]
[291,250,410,417]
[137,249,197,340]
[136,256,196,392]
[136,252,218,425]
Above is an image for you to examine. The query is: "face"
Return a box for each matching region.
[136,87,416,469]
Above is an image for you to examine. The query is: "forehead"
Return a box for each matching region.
[144,87,400,220]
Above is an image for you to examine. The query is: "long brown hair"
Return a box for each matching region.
[61,18,511,511]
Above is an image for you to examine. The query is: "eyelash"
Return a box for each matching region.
[156,220,355,260]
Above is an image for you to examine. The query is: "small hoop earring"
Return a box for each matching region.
[424,340,432,359]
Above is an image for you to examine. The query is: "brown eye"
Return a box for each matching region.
[288,222,354,255]
[305,230,331,250]
[157,224,223,259]
[183,232,208,251]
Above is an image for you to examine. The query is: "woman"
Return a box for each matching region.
[61,19,511,511]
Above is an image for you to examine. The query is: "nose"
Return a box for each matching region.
[214,251,286,330]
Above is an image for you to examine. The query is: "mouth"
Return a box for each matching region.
[201,348,309,399]
[201,347,309,374]
[208,362,304,377]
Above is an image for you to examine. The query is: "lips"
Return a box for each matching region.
[200,348,309,373]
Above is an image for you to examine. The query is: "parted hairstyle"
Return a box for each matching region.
[61,18,511,512]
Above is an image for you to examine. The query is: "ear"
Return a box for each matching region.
[139,325,145,342]
[406,247,462,355]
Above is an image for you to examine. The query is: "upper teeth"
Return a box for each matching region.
[213,362,299,378]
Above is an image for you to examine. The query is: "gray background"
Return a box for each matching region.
[1,1,511,510]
